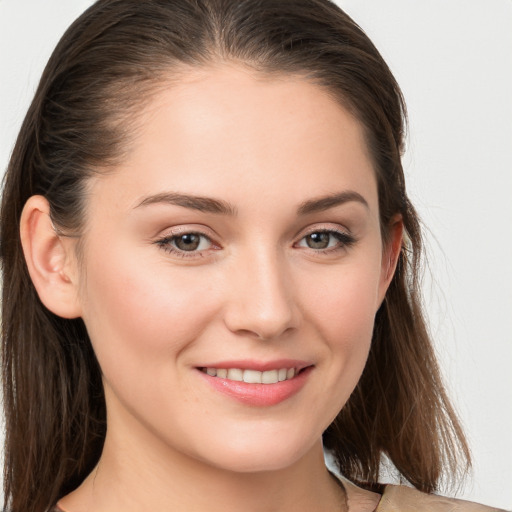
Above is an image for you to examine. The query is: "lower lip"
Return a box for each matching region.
[198,367,313,407]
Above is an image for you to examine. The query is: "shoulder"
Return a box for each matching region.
[377,484,508,512]
[336,475,507,512]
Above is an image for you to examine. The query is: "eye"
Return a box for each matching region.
[156,232,213,256]
[296,229,355,251]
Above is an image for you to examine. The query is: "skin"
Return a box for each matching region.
[21,64,402,512]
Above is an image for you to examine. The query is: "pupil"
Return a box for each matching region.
[307,232,329,249]
[176,234,200,251]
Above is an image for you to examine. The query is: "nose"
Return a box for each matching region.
[223,248,299,340]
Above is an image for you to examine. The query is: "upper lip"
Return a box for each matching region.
[196,359,313,372]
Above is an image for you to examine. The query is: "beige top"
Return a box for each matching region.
[53,477,508,511]
[341,476,508,512]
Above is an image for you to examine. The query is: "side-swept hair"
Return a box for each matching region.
[1,1,470,510]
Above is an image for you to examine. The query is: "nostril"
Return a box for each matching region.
[222,260,300,339]
[233,326,295,341]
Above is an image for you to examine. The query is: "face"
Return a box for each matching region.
[74,65,396,473]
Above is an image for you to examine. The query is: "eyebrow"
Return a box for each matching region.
[135,190,368,216]
[135,192,238,216]
[296,191,369,215]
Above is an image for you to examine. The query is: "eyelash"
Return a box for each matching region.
[295,228,356,254]
[154,228,356,258]
[155,232,215,258]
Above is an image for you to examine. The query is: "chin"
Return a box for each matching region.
[193,432,318,474]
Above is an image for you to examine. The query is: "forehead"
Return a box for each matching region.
[89,65,378,215]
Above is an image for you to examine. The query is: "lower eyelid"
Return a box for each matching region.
[154,228,355,256]
[155,232,215,254]
[297,229,355,246]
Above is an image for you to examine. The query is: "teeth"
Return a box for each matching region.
[203,367,298,384]
[262,369,278,384]
[243,369,262,383]
[227,368,243,381]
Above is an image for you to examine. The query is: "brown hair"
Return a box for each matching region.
[1,0,470,510]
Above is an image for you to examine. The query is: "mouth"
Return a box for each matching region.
[199,366,300,384]
[197,362,313,406]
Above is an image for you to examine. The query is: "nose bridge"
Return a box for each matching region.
[224,243,298,339]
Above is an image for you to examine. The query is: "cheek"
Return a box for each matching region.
[298,254,382,399]
[78,243,219,370]
[302,259,381,343]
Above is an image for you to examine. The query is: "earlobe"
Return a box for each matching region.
[20,195,82,319]
[378,215,404,303]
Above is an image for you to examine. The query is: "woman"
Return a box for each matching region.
[0,1,506,511]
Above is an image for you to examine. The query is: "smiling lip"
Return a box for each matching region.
[196,359,313,406]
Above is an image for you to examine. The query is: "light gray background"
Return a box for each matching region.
[1,0,511,508]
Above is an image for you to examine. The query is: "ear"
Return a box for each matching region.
[20,195,82,319]
[378,214,404,304]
